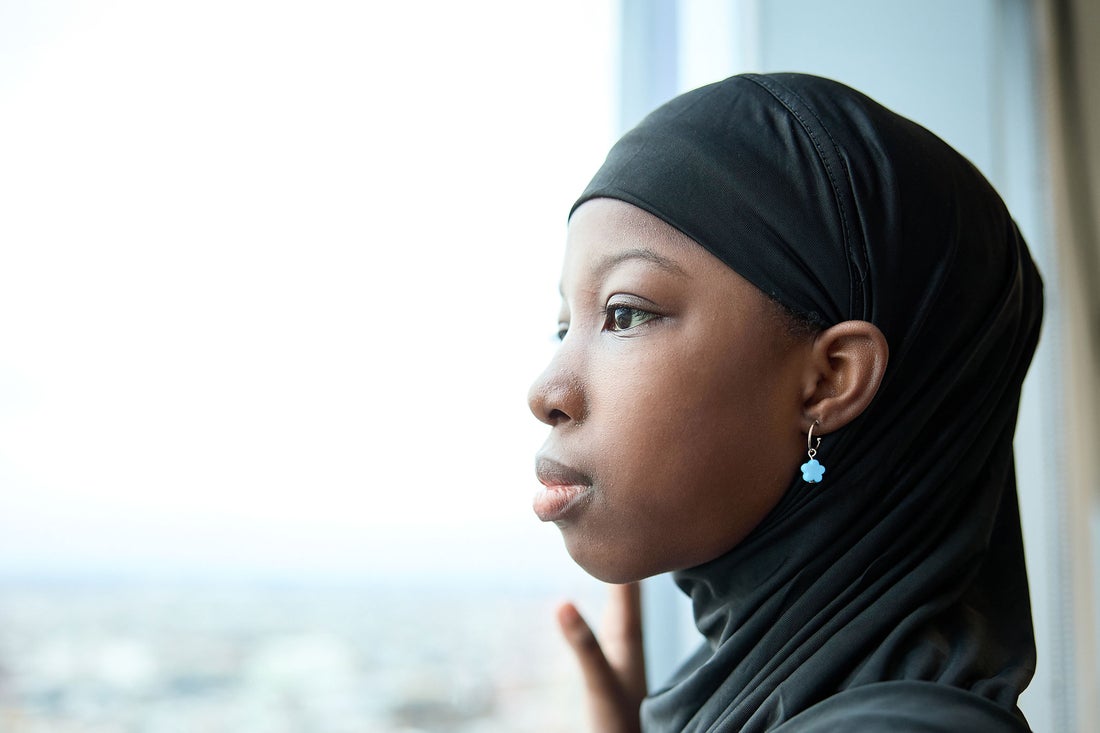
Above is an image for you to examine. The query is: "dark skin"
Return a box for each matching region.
[528,198,889,732]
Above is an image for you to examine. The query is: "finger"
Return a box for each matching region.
[601,583,647,699]
[557,602,618,694]
[603,582,643,640]
[558,602,639,732]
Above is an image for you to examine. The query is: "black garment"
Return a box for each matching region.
[573,74,1041,732]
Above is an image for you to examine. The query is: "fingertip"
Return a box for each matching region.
[613,581,641,601]
[556,601,582,629]
[557,602,602,653]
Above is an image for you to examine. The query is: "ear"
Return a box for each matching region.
[799,320,889,435]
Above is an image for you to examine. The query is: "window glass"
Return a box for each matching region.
[0,1,615,729]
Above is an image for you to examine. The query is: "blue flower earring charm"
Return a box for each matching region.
[801,420,825,483]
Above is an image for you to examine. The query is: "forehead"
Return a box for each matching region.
[562,198,702,288]
[567,198,698,254]
[559,198,790,333]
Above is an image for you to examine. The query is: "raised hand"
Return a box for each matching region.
[557,583,646,733]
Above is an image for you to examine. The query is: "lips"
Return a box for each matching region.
[533,455,593,522]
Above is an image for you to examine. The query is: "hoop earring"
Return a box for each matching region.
[801,420,825,483]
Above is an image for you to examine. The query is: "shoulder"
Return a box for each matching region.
[765,682,1031,733]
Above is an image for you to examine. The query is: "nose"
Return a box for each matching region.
[527,353,585,427]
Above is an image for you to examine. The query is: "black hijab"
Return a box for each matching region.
[572,74,1042,732]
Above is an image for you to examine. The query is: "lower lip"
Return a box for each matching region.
[532,484,589,522]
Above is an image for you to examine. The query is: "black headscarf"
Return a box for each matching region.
[572,74,1042,732]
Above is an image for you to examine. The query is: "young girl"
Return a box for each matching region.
[528,73,1041,732]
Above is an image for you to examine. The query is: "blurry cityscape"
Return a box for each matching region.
[0,579,600,732]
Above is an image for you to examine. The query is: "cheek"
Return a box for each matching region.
[561,332,801,582]
[593,329,789,450]
[591,333,793,511]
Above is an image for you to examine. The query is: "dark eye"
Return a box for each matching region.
[606,305,658,332]
[556,322,569,341]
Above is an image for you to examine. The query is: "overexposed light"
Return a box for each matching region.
[0,0,616,583]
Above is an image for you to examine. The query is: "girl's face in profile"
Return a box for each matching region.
[528,198,811,583]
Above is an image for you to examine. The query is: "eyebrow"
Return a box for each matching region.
[558,246,690,298]
[592,247,689,280]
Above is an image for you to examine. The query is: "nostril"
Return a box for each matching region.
[547,408,570,425]
[528,368,583,426]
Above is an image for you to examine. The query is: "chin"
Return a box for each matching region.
[562,534,660,584]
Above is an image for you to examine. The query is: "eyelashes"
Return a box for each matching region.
[605,304,659,332]
[555,303,660,341]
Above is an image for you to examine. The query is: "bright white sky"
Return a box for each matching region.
[0,0,616,587]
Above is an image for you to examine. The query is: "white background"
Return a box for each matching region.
[0,0,616,589]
